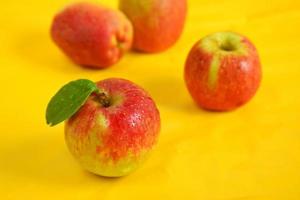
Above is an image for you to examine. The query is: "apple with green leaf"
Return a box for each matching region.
[185,32,262,111]
[46,78,160,177]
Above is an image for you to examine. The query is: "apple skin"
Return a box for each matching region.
[64,78,160,177]
[119,0,187,53]
[184,32,262,111]
[51,3,133,69]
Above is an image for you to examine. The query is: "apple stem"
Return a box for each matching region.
[96,92,110,108]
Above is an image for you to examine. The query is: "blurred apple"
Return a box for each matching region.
[51,2,133,68]
[119,0,187,53]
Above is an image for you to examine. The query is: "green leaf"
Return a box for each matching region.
[46,79,99,126]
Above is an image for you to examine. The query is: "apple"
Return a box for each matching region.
[64,78,160,177]
[184,32,262,111]
[119,0,187,53]
[51,2,133,69]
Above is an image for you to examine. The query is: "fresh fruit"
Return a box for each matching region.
[51,3,133,68]
[119,0,187,53]
[46,78,160,177]
[184,32,262,111]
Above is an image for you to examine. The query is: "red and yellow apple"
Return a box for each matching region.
[51,3,133,68]
[185,32,262,111]
[119,0,187,53]
[64,78,160,177]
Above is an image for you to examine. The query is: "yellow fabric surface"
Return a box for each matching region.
[0,0,300,199]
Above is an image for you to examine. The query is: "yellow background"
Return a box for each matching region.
[0,0,300,199]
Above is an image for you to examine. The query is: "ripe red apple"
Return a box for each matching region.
[51,3,133,69]
[184,32,262,111]
[119,0,187,53]
[64,78,160,177]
